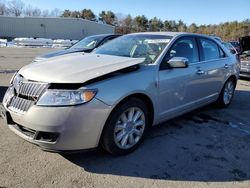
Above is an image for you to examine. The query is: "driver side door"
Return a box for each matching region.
[158,36,205,121]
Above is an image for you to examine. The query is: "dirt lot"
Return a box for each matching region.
[0,47,250,188]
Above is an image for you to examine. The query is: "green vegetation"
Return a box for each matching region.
[61,9,250,41]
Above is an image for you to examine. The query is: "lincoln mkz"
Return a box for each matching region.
[1,32,241,155]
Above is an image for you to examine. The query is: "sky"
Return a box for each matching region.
[23,0,250,25]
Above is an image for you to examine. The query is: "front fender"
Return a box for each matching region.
[88,65,159,123]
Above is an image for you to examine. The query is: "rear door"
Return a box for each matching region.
[195,37,230,100]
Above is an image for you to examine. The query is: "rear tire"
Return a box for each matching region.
[216,78,236,107]
[101,98,150,155]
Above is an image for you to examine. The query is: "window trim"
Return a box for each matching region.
[98,36,113,46]
[159,36,200,70]
[195,37,202,62]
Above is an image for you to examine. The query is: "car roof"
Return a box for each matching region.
[86,34,121,38]
[127,32,184,37]
[127,31,218,39]
[126,32,231,53]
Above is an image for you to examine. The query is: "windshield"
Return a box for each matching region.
[70,36,103,50]
[94,34,172,64]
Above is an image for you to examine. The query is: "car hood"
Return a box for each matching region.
[19,53,145,83]
[38,48,85,59]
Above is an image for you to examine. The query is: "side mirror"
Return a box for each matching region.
[168,57,189,68]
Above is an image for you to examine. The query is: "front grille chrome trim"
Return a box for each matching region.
[6,77,49,114]
[18,81,48,98]
[8,96,34,114]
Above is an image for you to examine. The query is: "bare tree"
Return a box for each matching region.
[7,0,24,16]
[24,5,41,17]
[0,0,7,15]
[42,9,50,17]
[24,4,32,16]
[50,8,61,17]
[32,8,41,16]
[116,14,133,34]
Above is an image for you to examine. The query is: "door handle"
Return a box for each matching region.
[224,64,229,69]
[196,70,205,75]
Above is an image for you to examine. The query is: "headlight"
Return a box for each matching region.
[37,89,97,106]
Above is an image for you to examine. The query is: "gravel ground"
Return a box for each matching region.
[0,47,250,188]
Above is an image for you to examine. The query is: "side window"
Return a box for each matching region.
[164,37,199,64]
[200,38,221,60]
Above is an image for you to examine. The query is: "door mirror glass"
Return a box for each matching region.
[168,57,189,68]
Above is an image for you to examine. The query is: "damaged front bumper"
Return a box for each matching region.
[1,96,112,152]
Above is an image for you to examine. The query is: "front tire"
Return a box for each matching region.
[216,78,236,107]
[101,98,150,155]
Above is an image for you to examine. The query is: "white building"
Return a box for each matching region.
[0,16,115,40]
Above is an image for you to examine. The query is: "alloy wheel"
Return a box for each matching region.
[114,107,145,150]
[223,80,235,105]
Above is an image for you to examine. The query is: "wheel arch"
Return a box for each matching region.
[115,93,155,126]
[218,74,237,96]
[228,75,237,86]
[98,92,155,146]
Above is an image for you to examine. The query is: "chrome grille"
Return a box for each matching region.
[6,74,49,114]
[8,96,34,114]
[18,81,48,98]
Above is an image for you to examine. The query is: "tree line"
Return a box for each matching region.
[46,9,250,41]
[0,0,61,17]
[1,0,249,41]
[116,15,250,41]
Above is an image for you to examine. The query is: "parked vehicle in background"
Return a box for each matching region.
[229,41,242,54]
[14,38,53,47]
[239,36,250,78]
[0,39,7,47]
[211,36,223,43]
[1,32,240,155]
[52,39,78,48]
[33,34,121,62]
[222,42,237,54]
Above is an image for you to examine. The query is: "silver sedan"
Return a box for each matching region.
[1,32,240,155]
